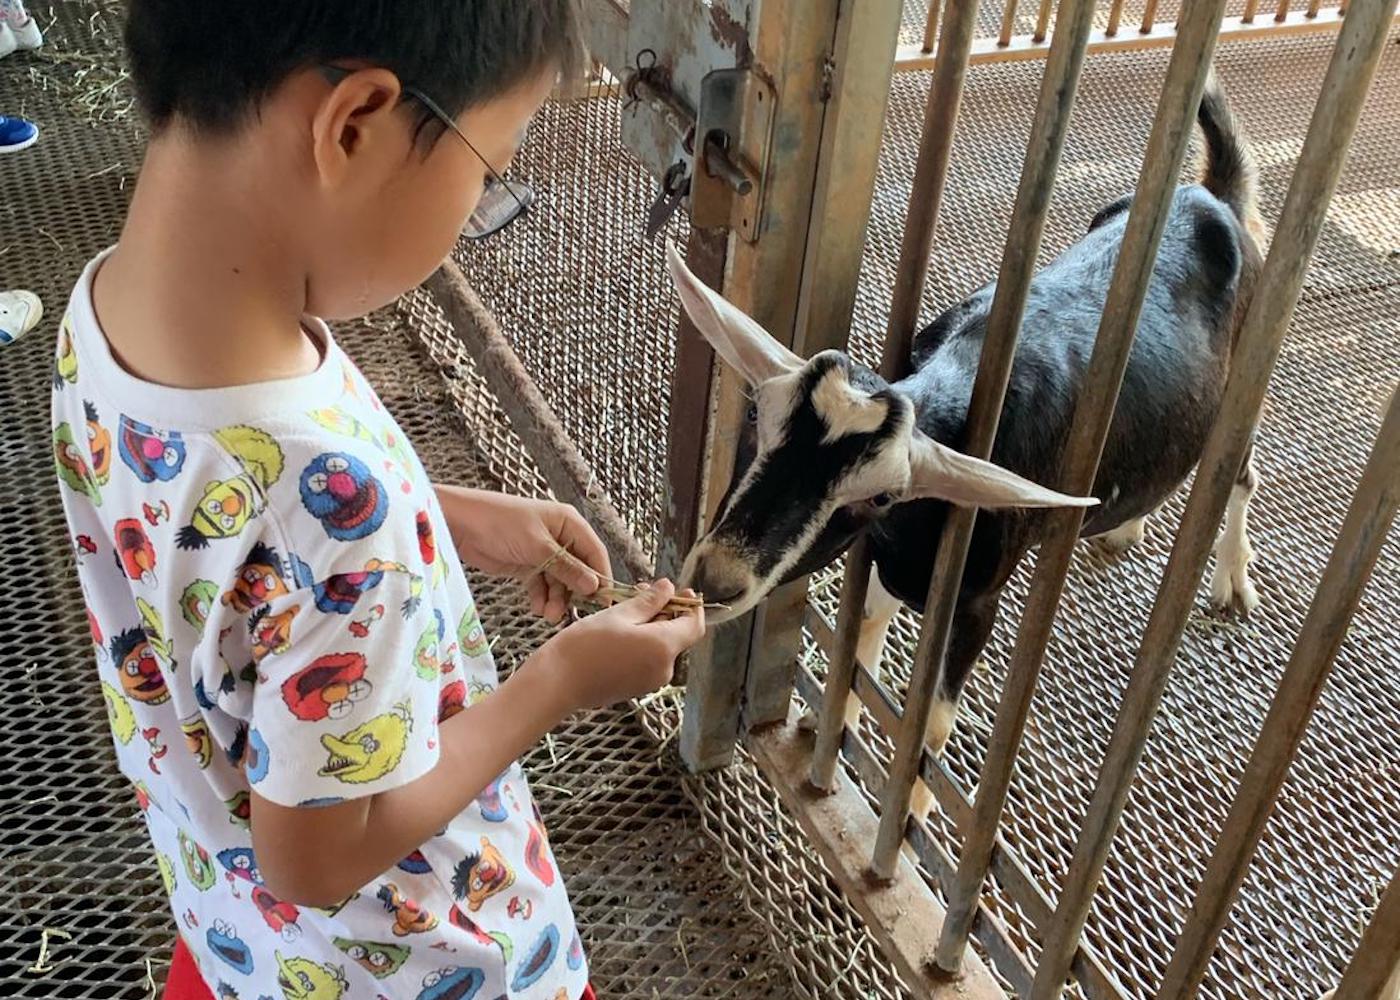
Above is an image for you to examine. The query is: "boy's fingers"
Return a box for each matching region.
[614,579,674,622]
[546,546,602,598]
[525,575,549,618]
[555,508,612,593]
[544,578,569,624]
[651,604,706,649]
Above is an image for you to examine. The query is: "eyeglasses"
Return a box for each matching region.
[321,65,534,240]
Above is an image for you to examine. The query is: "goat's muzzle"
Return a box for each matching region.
[679,537,760,624]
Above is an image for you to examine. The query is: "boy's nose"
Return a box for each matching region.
[328,472,357,498]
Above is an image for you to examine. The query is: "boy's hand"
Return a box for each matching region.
[531,580,706,712]
[435,486,610,621]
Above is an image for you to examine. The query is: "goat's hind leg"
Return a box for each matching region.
[1210,443,1261,615]
[799,569,901,733]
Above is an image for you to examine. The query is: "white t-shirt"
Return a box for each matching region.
[51,253,588,1000]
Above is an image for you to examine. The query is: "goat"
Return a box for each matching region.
[670,77,1265,821]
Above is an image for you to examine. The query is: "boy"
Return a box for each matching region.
[51,3,706,998]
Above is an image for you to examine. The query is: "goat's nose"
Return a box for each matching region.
[682,551,750,607]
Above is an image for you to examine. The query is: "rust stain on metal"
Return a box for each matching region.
[710,4,755,67]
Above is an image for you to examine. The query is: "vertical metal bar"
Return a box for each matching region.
[933,0,1229,971]
[1034,0,1056,41]
[1275,0,1293,20]
[810,0,983,793]
[1157,385,1400,998]
[1242,0,1260,22]
[1000,0,1023,46]
[1331,868,1400,1000]
[1106,0,1128,36]
[870,0,1101,880]
[745,0,906,733]
[1140,0,1162,31]
[886,0,984,367]
[1307,0,1324,16]
[1030,0,1400,990]
[924,0,944,53]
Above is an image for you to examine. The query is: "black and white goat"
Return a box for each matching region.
[671,79,1265,814]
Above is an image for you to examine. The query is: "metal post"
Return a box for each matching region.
[1030,0,1400,990]
[1331,868,1400,1000]
[1157,385,1400,997]
[924,0,943,53]
[870,0,1101,880]
[1034,0,1056,41]
[933,0,1229,971]
[810,0,984,793]
[1000,0,1023,46]
[1107,0,1128,36]
[1139,0,1162,30]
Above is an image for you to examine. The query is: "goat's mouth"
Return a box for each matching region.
[679,538,767,626]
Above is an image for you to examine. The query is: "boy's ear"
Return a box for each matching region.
[310,67,405,185]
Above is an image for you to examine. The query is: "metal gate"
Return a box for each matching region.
[419,0,1400,996]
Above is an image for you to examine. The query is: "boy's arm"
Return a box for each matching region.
[433,484,612,621]
[249,581,701,908]
[251,659,565,907]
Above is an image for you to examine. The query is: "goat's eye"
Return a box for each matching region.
[745,404,758,425]
[870,493,895,509]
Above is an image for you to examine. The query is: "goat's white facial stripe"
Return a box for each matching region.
[812,369,889,444]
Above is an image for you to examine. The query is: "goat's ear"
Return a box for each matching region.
[907,432,1099,509]
[665,241,802,385]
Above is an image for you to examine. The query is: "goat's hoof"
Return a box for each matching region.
[798,708,819,733]
[1210,568,1260,617]
[1095,517,1147,555]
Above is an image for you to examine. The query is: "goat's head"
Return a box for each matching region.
[666,243,1096,623]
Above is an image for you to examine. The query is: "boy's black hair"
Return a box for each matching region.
[125,1,581,139]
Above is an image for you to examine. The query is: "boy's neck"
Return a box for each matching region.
[93,131,324,391]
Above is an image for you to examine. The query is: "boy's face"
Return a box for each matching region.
[296,67,555,320]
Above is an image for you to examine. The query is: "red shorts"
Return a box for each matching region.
[165,937,597,999]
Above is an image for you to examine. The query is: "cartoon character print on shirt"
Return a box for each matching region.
[176,427,282,551]
[512,924,562,992]
[155,851,177,896]
[566,932,584,972]
[181,713,213,769]
[217,846,263,890]
[253,886,303,942]
[226,791,252,829]
[414,610,448,681]
[314,566,387,615]
[416,966,485,1000]
[118,418,187,483]
[415,511,437,570]
[179,830,217,890]
[378,883,439,937]
[224,542,292,614]
[524,821,556,888]
[447,906,513,963]
[318,701,411,784]
[84,401,113,486]
[112,627,169,706]
[101,680,137,745]
[282,653,374,722]
[115,518,159,587]
[250,605,299,662]
[438,680,467,724]
[207,920,255,976]
[54,423,102,505]
[451,837,515,913]
[180,579,219,632]
[332,938,410,980]
[308,407,377,447]
[137,597,175,668]
[299,453,389,542]
[245,727,272,784]
[55,320,78,387]
[457,601,489,660]
[477,777,508,823]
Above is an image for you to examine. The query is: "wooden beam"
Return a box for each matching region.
[577,0,629,77]
[891,7,1397,71]
[746,712,1007,1000]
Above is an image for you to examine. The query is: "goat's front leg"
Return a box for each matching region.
[1210,444,1261,615]
[800,569,902,733]
[908,589,1003,827]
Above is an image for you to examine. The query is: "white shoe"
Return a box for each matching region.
[0,290,44,345]
[0,24,17,59]
[13,17,43,50]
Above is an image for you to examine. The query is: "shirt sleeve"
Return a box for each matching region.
[240,566,444,808]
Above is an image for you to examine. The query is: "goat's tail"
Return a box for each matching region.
[1196,71,1263,242]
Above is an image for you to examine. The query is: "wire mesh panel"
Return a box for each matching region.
[821,29,1400,999]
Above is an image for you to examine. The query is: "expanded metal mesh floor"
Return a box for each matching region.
[0,4,793,997]
[448,23,1400,1000]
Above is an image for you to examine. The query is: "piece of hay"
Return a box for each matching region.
[532,544,728,618]
[26,927,71,975]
